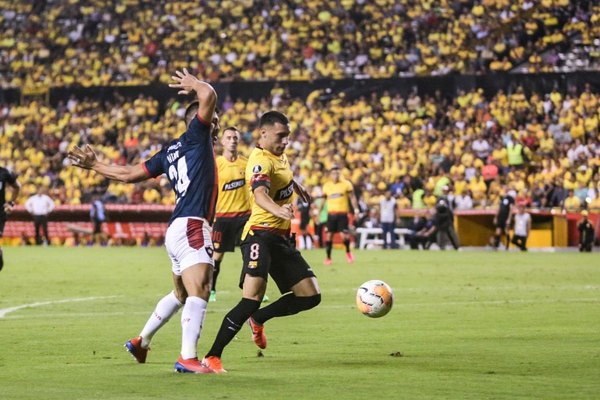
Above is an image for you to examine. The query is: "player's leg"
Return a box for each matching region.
[340,215,353,262]
[248,242,320,349]
[492,226,502,248]
[125,244,186,363]
[211,251,224,302]
[252,277,321,326]
[0,219,5,271]
[203,275,264,370]
[324,215,334,264]
[203,236,269,370]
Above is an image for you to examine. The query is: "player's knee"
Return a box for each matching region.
[296,293,321,311]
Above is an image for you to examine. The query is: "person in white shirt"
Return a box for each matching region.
[510,204,531,251]
[379,191,398,249]
[25,188,55,245]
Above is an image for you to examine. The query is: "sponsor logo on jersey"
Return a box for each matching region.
[222,179,245,191]
[167,142,182,152]
[275,182,294,201]
[329,193,343,199]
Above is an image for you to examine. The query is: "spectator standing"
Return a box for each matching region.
[25,188,55,245]
[577,211,595,252]
[379,191,398,249]
[90,195,106,243]
[511,204,531,251]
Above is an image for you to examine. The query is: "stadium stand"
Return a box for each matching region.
[1,86,598,212]
[0,1,598,247]
[0,0,597,91]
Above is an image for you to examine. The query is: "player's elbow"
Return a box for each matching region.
[196,82,217,103]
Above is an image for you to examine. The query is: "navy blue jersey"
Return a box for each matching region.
[0,167,18,207]
[143,116,218,225]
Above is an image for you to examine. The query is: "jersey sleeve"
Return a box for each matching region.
[142,148,166,178]
[346,180,354,193]
[248,158,272,192]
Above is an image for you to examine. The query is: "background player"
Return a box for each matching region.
[510,204,531,251]
[68,68,219,374]
[578,210,595,252]
[491,189,516,250]
[211,126,251,302]
[0,166,21,271]
[202,111,320,373]
[320,164,359,264]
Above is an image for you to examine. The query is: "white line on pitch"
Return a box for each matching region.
[0,296,122,319]
[2,297,598,320]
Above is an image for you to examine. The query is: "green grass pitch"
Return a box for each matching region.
[0,247,599,400]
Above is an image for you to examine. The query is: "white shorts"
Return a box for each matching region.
[165,217,214,276]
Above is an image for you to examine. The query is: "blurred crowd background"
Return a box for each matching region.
[0,0,599,224]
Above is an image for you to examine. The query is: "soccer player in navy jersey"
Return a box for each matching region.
[68,69,219,374]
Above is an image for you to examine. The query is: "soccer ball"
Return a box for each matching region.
[356,280,393,318]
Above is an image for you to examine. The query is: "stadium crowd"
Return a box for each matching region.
[0,0,597,92]
[1,85,598,216]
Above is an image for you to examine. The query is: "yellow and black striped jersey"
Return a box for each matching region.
[215,155,251,217]
[323,179,354,213]
[242,146,294,239]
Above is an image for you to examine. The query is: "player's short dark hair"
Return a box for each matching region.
[259,110,289,128]
[185,102,219,127]
[185,101,199,126]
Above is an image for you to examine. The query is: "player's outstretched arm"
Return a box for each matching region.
[68,144,148,183]
[169,68,217,123]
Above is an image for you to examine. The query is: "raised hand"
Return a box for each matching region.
[68,144,98,169]
[168,68,201,95]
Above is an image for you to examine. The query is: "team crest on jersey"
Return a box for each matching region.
[252,165,262,173]
[222,179,245,191]
[275,181,294,201]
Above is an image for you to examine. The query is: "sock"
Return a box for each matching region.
[305,234,312,249]
[326,241,332,258]
[493,234,500,248]
[252,293,321,325]
[298,235,306,250]
[205,298,261,358]
[212,259,222,292]
[0,248,3,272]
[180,296,208,359]
[139,291,183,348]
[343,239,350,253]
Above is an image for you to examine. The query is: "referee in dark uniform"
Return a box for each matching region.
[0,166,21,271]
[492,189,516,250]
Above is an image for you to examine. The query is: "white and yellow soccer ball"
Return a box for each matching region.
[356,280,393,318]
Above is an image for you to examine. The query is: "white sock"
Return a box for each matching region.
[180,296,208,359]
[139,291,183,348]
[298,235,306,250]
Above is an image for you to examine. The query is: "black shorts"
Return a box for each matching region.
[239,231,316,294]
[327,213,349,233]
[212,214,250,253]
[93,219,103,234]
